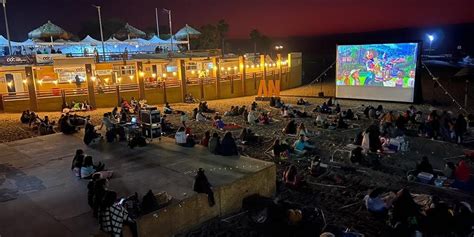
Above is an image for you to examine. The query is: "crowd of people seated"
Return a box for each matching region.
[20,110,56,135]
[363,187,474,237]
[206,131,238,156]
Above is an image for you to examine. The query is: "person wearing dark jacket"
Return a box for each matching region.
[218,132,238,156]
[454,114,467,144]
[193,168,215,206]
[416,156,433,174]
[72,149,85,177]
[84,120,101,145]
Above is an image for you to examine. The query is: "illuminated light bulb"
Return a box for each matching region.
[191,70,195,75]
[117,77,122,82]
[264,63,268,67]
[246,65,249,68]
[162,73,167,77]
[251,65,255,68]
[205,69,209,73]
[234,66,238,70]
[54,80,58,85]
[105,78,109,83]
[139,71,145,77]
[22,79,27,84]
[152,73,157,78]
[38,80,43,85]
[129,75,134,80]
[227,67,231,71]
[91,76,96,81]
[273,63,276,67]
[172,72,177,76]
[68,79,72,84]
[7,81,13,87]
[220,67,224,71]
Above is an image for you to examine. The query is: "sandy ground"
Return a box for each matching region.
[1,85,473,236]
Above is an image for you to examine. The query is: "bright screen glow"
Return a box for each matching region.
[335,42,419,102]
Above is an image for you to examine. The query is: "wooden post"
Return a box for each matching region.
[25,66,38,111]
[177,59,187,102]
[239,56,246,96]
[277,54,282,89]
[136,61,146,100]
[212,57,221,99]
[85,64,96,109]
[115,85,121,106]
[260,54,266,82]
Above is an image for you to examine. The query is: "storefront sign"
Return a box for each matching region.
[35,54,66,64]
[95,69,113,76]
[54,67,86,74]
[1,56,34,65]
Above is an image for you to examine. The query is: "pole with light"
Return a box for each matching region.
[163,8,173,52]
[93,5,106,61]
[427,34,434,55]
[1,0,12,55]
[155,8,160,38]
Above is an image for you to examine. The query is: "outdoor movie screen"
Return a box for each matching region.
[335,42,419,103]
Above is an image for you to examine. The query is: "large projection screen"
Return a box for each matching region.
[335,42,419,102]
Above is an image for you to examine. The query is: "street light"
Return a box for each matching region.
[92,5,106,61]
[427,34,434,55]
[274,45,283,50]
[163,9,173,52]
[1,0,12,55]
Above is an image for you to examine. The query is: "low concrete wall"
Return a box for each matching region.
[137,164,276,237]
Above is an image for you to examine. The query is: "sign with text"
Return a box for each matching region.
[257,80,280,97]
[35,54,66,64]
[95,69,113,76]
[54,67,86,74]
[1,56,34,65]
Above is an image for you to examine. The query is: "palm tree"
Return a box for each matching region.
[217,19,229,55]
[249,29,261,56]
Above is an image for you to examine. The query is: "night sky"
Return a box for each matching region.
[2,0,474,40]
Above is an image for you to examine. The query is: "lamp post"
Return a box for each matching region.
[1,0,12,55]
[93,5,106,61]
[164,8,173,52]
[155,8,160,37]
[427,34,434,55]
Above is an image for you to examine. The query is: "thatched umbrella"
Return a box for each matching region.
[28,20,71,42]
[174,24,201,50]
[113,23,146,40]
[174,24,201,40]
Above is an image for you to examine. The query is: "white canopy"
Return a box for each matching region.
[80,35,101,45]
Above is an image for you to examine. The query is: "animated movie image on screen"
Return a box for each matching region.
[336,43,418,88]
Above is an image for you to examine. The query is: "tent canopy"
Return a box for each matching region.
[28,20,71,40]
[80,35,101,45]
[148,35,168,44]
[174,24,201,40]
[113,23,146,40]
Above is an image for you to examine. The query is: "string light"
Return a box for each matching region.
[172,72,177,76]
[162,73,167,77]
[129,75,134,80]
[22,79,27,84]
[152,73,157,78]
[91,76,96,81]
[139,71,145,77]
[191,70,195,75]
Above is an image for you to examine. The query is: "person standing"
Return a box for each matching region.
[193,168,215,206]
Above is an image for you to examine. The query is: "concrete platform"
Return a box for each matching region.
[0,133,275,237]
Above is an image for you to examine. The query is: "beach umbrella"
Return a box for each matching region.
[174,24,200,50]
[174,24,201,40]
[27,20,71,41]
[113,23,146,40]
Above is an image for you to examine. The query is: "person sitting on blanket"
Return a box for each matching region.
[175,127,196,147]
[20,110,31,124]
[320,102,332,114]
[218,132,238,156]
[364,187,395,216]
[337,115,349,129]
[275,98,284,108]
[238,106,246,116]
[389,188,422,236]
[258,112,270,125]
[240,128,260,144]
[273,139,291,159]
[415,156,434,175]
[185,93,195,103]
[443,162,456,179]
[214,118,225,130]
[224,106,239,116]
[296,98,309,105]
[283,119,297,135]
[251,101,258,111]
[281,107,294,118]
[335,104,341,114]
[297,122,312,138]
[196,111,210,122]
[293,108,310,118]
[200,131,211,147]
[327,97,334,106]
[283,165,304,188]
[81,156,112,179]
[342,109,355,120]
[269,97,276,107]
[208,132,220,154]
[163,102,173,114]
[452,160,471,189]
[293,134,316,156]
[248,108,259,125]
[120,98,132,113]
[84,120,102,145]
[200,101,215,113]
[422,196,453,236]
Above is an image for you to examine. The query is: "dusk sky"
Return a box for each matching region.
[2,0,474,40]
